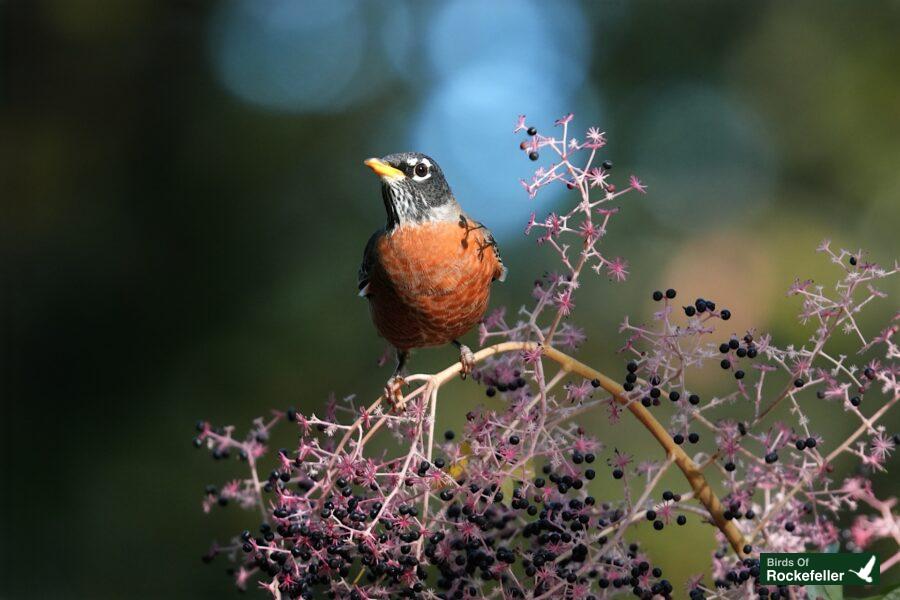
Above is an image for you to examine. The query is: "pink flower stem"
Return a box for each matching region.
[311,396,385,504]
[364,410,426,535]
[422,340,750,557]
[882,550,900,573]
[749,392,900,542]
[247,453,268,522]
[416,385,439,558]
[752,310,843,426]
[611,456,675,547]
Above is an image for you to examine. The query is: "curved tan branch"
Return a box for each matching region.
[427,340,749,558]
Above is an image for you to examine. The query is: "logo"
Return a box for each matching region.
[760,553,879,586]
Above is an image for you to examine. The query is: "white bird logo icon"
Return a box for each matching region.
[848,555,877,583]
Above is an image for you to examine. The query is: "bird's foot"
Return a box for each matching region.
[384,375,407,410]
[458,344,476,380]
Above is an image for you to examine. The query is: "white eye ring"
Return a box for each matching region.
[412,159,431,181]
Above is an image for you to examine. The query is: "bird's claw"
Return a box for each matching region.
[384,375,407,410]
[458,344,475,380]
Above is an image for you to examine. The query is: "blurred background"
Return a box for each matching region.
[3,0,899,597]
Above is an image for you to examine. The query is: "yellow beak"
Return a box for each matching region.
[364,158,405,181]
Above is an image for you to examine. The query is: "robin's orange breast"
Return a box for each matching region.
[367,220,502,351]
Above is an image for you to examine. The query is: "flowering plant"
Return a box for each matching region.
[195,114,899,599]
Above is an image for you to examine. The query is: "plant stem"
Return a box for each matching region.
[428,340,749,557]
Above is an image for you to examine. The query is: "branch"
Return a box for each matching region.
[419,340,749,558]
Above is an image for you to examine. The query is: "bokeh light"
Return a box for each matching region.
[425,0,589,93]
[412,0,592,235]
[209,0,375,113]
[379,3,415,80]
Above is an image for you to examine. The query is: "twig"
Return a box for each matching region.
[415,340,749,557]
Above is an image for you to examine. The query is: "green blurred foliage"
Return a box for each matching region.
[1,0,898,598]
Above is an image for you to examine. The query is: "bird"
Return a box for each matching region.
[848,554,876,583]
[359,152,506,404]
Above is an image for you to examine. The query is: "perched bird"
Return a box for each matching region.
[359,152,506,402]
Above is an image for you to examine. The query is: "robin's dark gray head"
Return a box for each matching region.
[364,152,459,229]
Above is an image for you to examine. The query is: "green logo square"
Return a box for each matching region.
[760,553,880,586]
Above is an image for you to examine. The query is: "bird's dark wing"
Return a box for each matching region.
[358,228,383,297]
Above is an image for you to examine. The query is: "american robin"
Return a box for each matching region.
[359,152,506,402]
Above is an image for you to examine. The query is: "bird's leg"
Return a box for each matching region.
[385,349,409,409]
[452,340,476,380]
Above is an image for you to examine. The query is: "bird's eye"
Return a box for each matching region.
[414,163,429,178]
